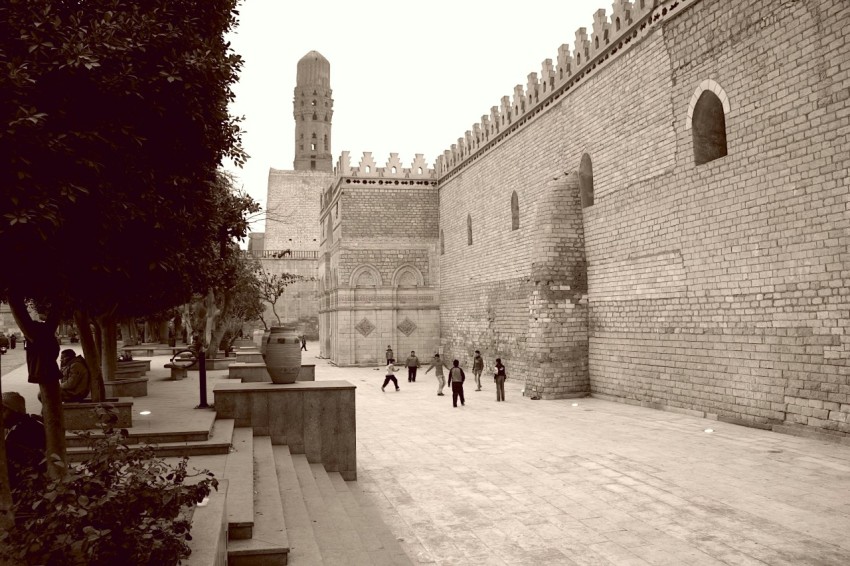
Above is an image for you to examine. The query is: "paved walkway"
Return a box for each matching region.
[3,343,849,565]
[320,354,850,566]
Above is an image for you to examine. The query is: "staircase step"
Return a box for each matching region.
[308,462,372,564]
[292,460,371,566]
[227,436,290,566]
[328,473,412,565]
[66,418,233,462]
[224,427,255,540]
[185,479,229,566]
[274,446,323,565]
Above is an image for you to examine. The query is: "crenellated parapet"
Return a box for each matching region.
[333,151,437,180]
[436,0,691,180]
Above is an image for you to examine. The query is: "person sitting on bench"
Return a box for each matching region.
[59,349,91,402]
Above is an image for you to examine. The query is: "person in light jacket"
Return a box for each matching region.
[382,359,400,392]
[494,358,507,402]
[424,353,449,396]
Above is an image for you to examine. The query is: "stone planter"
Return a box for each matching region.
[263,325,301,384]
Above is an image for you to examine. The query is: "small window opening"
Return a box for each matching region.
[467,214,473,245]
[440,230,445,255]
[511,191,520,230]
[692,91,728,165]
[579,153,594,208]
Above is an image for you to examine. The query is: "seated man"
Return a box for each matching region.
[59,349,91,402]
[2,392,47,495]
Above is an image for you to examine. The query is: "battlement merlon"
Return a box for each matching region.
[333,151,437,180]
[437,0,669,179]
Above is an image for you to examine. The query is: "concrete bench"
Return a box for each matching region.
[114,365,146,380]
[63,397,133,430]
[234,351,263,364]
[120,347,154,357]
[164,363,189,380]
[117,359,151,374]
[105,377,148,397]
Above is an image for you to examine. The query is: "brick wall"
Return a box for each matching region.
[438,0,850,435]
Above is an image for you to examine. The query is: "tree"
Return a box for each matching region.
[256,267,308,328]
[0,0,246,505]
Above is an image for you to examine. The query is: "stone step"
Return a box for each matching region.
[224,427,255,540]
[274,445,323,565]
[227,436,290,566]
[289,454,373,565]
[185,479,229,566]
[327,472,412,565]
[66,418,233,462]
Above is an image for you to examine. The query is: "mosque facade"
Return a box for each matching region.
[259,0,850,440]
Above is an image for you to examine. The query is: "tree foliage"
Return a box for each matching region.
[0,0,249,496]
[255,267,308,327]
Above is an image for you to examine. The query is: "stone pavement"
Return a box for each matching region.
[320,356,850,565]
[3,343,850,564]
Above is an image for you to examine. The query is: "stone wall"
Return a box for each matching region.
[264,168,331,251]
[437,0,850,435]
[259,257,318,338]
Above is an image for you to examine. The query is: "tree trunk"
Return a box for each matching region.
[39,380,66,479]
[0,364,14,529]
[204,289,216,357]
[99,316,118,382]
[119,319,136,347]
[75,310,105,402]
[8,295,66,477]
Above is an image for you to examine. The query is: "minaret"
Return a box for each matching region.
[293,51,333,172]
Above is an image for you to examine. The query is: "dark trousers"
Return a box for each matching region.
[408,367,417,382]
[451,382,465,407]
[382,375,399,389]
[495,376,506,401]
[301,343,307,351]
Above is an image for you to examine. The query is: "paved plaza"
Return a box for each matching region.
[2,345,849,565]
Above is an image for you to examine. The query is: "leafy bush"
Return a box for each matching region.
[0,409,218,565]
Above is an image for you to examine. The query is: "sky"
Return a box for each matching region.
[222,0,607,233]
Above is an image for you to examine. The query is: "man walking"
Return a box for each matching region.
[448,359,466,407]
[424,353,449,396]
[472,350,484,391]
[405,351,420,383]
[300,335,307,351]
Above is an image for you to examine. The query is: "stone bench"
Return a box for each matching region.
[104,377,148,397]
[188,358,234,371]
[234,351,264,364]
[164,363,189,380]
[117,359,151,374]
[120,347,154,357]
[63,397,133,430]
[114,365,146,380]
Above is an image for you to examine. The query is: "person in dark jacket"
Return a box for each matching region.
[405,351,420,382]
[9,333,16,349]
[494,358,507,402]
[385,345,394,365]
[2,392,47,495]
[472,350,484,391]
[448,359,466,407]
[59,349,91,402]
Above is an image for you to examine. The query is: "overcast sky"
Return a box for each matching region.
[223,0,606,233]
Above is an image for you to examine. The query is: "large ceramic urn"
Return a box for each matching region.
[263,325,301,384]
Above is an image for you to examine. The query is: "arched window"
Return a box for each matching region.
[324,135,328,150]
[440,230,445,255]
[312,112,317,120]
[467,214,473,245]
[511,191,519,230]
[691,91,727,165]
[579,153,594,208]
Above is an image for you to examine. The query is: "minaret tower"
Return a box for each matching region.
[293,51,333,172]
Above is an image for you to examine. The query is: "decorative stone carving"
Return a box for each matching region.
[397,318,417,336]
[355,318,376,337]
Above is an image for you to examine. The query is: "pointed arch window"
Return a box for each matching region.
[440,230,444,255]
[691,91,728,165]
[511,191,520,230]
[467,214,473,246]
[579,153,594,208]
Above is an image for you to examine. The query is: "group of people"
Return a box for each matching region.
[381,346,508,407]
[0,332,19,352]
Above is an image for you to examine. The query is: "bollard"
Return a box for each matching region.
[196,345,210,409]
